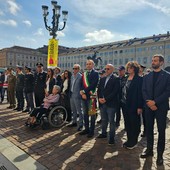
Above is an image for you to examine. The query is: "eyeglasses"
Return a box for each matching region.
[73,68,78,70]
[105,68,110,70]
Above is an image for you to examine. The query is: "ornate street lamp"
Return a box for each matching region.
[42,1,68,39]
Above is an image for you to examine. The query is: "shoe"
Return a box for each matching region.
[77,126,83,131]
[7,106,13,109]
[140,149,153,158]
[125,144,137,150]
[122,141,128,148]
[87,133,94,138]
[13,107,19,110]
[97,134,107,138]
[79,130,89,135]
[141,132,146,137]
[97,119,102,124]
[108,140,115,145]
[156,156,163,166]
[67,123,77,127]
[17,108,22,111]
[22,109,29,113]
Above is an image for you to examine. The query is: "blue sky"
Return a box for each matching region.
[0,0,170,49]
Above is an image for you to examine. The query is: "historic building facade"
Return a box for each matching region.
[0,46,47,70]
[58,32,170,71]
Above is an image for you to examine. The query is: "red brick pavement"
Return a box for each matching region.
[0,103,170,170]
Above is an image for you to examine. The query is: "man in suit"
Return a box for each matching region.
[68,64,83,131]
[141,54,170,166]
[97,64,119,145]
[79,60,99,138]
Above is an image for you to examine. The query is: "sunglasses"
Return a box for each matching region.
[73,68,78,70]
[105,68,110,70]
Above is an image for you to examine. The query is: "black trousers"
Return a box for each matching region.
[123,103,141,146]
[145,108,167,156]
[30,107,47,120]
[16,88,24,109]
[34,90,45,107]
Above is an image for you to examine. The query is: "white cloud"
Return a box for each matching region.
[0,10,4,16]
[7,0,21,15]
[71,0,170,22]
[34,28,44,36]
[141,0,170,16]
[57,31,65,37]
[84,29,132,44]
[0,19,17,27]
[23,20,32,27]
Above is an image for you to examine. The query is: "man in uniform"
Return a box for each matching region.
[14,65,24,111]
[34,63,47,107]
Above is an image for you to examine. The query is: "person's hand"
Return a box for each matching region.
[99,98,106,104]
[82,94,87,100]
[137,108,143,115]
[150,105,158,111]
[146,100,155,107]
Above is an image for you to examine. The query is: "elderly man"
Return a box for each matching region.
[97,64,119,145]
[68,64,83,131]
[79,60,99,138]
[141,54,170,166]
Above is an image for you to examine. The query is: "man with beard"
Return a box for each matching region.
[140,54,170,166]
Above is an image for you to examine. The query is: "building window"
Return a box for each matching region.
[168,56,170,63]
[114,59,117,65]
[151,46,157,50]
[125,58,128,64]
[119,59,123,65]
[119,50,123,54]
[143,57,147,64]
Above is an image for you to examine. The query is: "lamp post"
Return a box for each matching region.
[42,1,68,68]
[42,1,68,38]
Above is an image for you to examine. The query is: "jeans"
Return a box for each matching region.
[70,95,83,127]
[100,104,116,142]
[82,99,96,135]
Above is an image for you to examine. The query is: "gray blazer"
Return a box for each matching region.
[70,72,82,99]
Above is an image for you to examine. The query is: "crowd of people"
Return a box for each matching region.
[0,54,170,166]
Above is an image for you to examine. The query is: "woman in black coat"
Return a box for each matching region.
[61,70,72,122]
[122,61,143,149]
[45,68,56,96]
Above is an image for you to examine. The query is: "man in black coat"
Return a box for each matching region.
[34,63,47,107]
[141,54,170,166]
[97,64,119,145]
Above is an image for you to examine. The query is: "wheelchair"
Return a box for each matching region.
[40,101,68,129]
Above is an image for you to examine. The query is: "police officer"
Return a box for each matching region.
[14,65,25,111]
[34,63,47,107]
[23,66,34,112]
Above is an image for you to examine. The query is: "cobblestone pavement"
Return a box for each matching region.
[0,103,170,170]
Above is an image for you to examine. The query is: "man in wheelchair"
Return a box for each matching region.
[25,85,61,128]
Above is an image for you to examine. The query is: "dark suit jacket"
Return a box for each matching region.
[142,69,170,112]
[98,74,120,108]
[126,75,143,114]
[81,69,99,99]
[48,78,56,94]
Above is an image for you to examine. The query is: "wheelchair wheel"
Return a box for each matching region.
[48,105,67,127]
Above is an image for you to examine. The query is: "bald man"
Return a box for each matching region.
[97,64,120,145]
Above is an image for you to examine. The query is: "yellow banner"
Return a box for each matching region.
[47,38,58,68]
